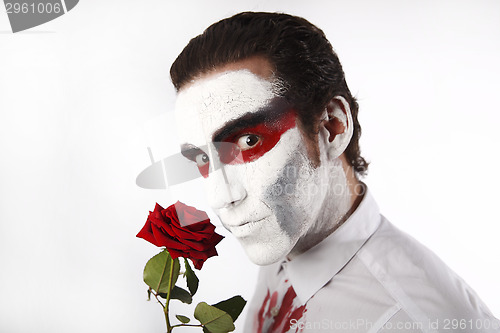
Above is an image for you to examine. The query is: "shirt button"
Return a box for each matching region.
[270,306,280,317]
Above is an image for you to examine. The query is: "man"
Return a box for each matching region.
[171,12,499,332]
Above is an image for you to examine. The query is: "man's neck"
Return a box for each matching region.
[287,156,364,260]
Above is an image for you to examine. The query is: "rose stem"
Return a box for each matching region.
[164,259,176,332]
[171,323,203,328]
[153,292,165,308]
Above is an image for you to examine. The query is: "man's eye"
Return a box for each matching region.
[236,134,261,151]
[195,153,209,167]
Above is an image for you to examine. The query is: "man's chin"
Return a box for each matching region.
[239,239,290,266]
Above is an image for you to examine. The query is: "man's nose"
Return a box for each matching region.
[206,164,247,210]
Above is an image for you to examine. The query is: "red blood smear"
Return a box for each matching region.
[257,290,271,333]
[272,286,305,332]
[256,285,307,333]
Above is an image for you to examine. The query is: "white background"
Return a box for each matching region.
[1,0,499,332]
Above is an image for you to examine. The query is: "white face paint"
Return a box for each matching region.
[175,70,351,265]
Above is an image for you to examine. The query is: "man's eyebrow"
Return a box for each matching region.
[212,98,291,143]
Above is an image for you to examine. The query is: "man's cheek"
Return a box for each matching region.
[225,129,305,203]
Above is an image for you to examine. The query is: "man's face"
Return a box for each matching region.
[174,61,350,265]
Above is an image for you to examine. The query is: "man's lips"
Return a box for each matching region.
[226,216,268,238]
[225,216,267,227]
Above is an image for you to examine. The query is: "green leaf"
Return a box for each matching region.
[171,286,193,304]
[147,288,151,301]
[184,258,199,296]
[212,296,246,322]
[159,286,193,304]
[143,250,180,294]
[175,315,190,323]
[203,327,211,333]
[195,302,235,333]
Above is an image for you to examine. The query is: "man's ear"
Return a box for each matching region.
[322,96,353,159]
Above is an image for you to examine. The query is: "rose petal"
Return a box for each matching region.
[208,232,224,246]
[179,238,212,251]
[187,221,214,234]
[169,224,204,241]
[158,221,179,239]
[177,230,224,251]
[136,219,162,247]
[175,201,209,227]
[151,225,191,250]
[166,248,185,260]
[182,209,208,225]
[190,258,204,270]
[202,247,218,259]
[162,207,181,227]
[186,249,209,261]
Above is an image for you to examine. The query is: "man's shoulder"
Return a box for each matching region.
[352,216,498,330]
[300,216,499,332]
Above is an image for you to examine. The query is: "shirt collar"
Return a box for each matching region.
[281,187,382,304]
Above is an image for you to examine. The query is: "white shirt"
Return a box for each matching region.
[244,189,500,332]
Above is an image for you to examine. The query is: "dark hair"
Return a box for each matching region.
[170,12,368,175]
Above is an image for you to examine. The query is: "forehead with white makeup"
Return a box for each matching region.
[174,70,281,146]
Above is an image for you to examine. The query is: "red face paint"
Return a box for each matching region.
[197,159,210,178]
[180,148,211,179]
[219,109,297,165]
[184,106,297,178]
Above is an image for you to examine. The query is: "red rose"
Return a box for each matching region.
[137,201,224,269]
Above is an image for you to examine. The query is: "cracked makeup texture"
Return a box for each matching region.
[175,70,351,265]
